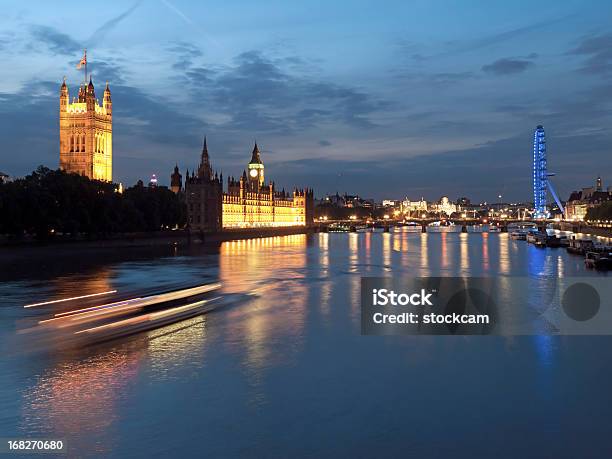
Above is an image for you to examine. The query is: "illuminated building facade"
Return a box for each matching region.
[185,138,314,231]
[59,76,112,181]
[401,198,428,214]
[435,196,458,216]
[565,177,612,221]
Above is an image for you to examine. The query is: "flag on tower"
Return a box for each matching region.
[76,49,87,69]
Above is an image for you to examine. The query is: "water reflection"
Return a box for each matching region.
[459,233,470,275]
[420,234,429,277]
[382,233,391,270]
[499,234,509,274]
[6,230,609,457]
[146,316,208,381]
[440,232,449,270]
[22,346,142,455]
[482,232,489,272]
[218,234,308,406]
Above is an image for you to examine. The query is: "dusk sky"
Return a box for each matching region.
[1,0,612,201]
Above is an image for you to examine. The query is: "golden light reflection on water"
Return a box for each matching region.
[219,234,308,405]
[348,233,360,321]
[393,233,401,253]
[22,346,142,454]
[145,316,208,381]
[219,235,307,291]
[420,233,429,277]
[50,268,114,311]
[482,232,490,271]
[364,231,371,267]
[318,233,331,317]
[459,233,470,274]
[382,233,391,269]
[440,232,449,270]
[499,234,510,274]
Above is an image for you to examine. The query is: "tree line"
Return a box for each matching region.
[0,166,186,239]
[586,201,612,222]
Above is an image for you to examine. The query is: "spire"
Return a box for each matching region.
[250,141,262,164]
[198,136,212,180]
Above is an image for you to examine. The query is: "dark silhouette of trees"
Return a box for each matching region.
[0,166,186,239]
[586,201,612,222]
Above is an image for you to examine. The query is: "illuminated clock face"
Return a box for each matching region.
[249,169,258,178]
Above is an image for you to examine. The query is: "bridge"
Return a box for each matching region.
[316,217,548,233]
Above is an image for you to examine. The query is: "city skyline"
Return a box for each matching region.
[1,0,612,200]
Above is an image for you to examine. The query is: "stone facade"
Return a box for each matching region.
[184,138,313,232]
[59,76,112,181]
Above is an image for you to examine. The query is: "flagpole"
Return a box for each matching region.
[84,49,87,84]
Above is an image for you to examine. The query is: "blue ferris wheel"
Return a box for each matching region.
[532,125,564,219]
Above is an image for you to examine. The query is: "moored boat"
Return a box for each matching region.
[567,238,594,255]
[585,251,612,270]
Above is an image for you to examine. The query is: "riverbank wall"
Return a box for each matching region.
[0,226,316,251]
[552,222,612,239]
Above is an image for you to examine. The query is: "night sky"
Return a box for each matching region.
[1,0,611,201]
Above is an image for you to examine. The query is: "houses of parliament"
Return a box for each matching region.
[59,76,113,181]
[56,64,312,231]
[175,138,314,231]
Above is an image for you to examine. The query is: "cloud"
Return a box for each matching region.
[174,49,387,132]
[482,57,535,75]
[567,33,612,75]
[29,25,81,55]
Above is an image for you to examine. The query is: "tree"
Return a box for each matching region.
[0,167,186,239]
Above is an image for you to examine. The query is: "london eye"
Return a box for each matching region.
[532,125,564,219]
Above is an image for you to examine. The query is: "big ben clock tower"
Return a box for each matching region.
[247,141,264,187]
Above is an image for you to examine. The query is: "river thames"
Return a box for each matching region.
[1,229,611,458]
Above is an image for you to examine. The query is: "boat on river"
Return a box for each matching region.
[28,283,223,346]
[509,222,538,240]
[567,238,595,255]
[585,251,612,270]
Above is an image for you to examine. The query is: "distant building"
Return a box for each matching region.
[321,193,372,209]
[382,199,398,207]
[401,198,428,214]
[434,196,458,216]
[565,177,612,221]
[149,174,158,187]
[59,71,112,181]
[0,171,12,184]
[184,138,314,232]
[170,165,182,194]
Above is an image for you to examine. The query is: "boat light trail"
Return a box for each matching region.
[74,297,221,335]
[24,290,117,308]
[38,283,222,326]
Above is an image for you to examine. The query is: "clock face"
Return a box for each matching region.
[249,168,258,178]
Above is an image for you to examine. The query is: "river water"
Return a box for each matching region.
[0,229,611,458]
